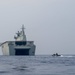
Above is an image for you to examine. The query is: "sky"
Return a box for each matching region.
[0,0,75,55]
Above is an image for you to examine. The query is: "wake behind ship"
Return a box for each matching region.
[0,25,36,55]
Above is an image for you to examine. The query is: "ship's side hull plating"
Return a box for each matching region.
[2,41,36,56]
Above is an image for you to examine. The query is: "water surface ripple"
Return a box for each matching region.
[0,55,75,75]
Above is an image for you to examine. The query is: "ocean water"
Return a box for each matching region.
[0,55,75,75]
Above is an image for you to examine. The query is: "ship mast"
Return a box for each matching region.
[14,25,27,41]
[21,24,27,41]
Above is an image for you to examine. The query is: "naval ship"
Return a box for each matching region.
[0,25,36,55]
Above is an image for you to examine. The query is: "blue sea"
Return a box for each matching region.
[0,55,75,75]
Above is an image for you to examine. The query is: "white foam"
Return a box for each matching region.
[60,55,73,57]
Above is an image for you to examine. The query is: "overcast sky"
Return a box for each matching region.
[0,0,75,55]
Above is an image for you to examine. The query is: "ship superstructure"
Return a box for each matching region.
[0,25,36,55]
